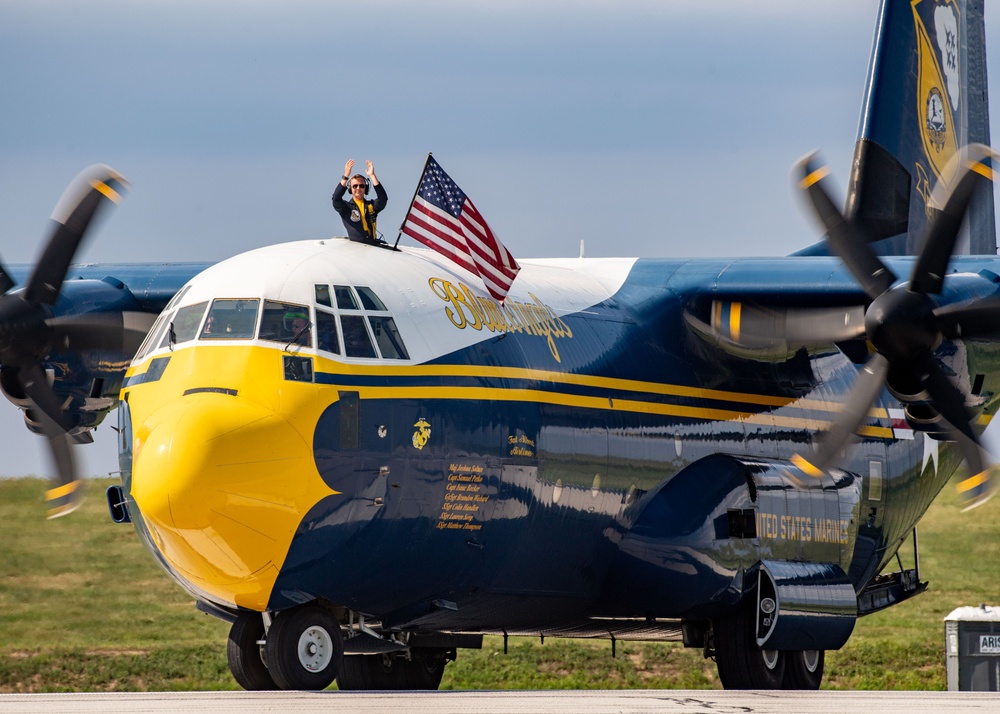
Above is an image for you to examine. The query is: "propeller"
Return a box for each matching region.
[0,165,129,518]
[727,146,998,510]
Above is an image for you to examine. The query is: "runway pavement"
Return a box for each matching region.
[1,690,998,713]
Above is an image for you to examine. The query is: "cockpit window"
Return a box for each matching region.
[163,285,191,312]
[135,311,171,360]
[356,286,387,311]
[334,285,359,310]
[201,299,259,339]
[315,310,340,355]
[159,301,208,348]
[368,316,409,359]
[315,284,332,308]
[259,300,312,348]
[313,284,408,361]
[341,315,377,358]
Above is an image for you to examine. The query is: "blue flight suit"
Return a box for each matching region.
[332,182,388,245]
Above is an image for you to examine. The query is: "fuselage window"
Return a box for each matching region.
[316,309,340,355]
[312,284,409,361]
[315,284,332,308]
[368,316,409,359]
[201,299,259,339]
[159,301,208,349]
[334,285,359,310]
[259,300,312,348]
[341,315,377,358]
[356,286,387,311]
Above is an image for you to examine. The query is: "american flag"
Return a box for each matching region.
[400,156,520,302]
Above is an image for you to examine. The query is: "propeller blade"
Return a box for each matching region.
[0,257,13,295]
[934,294,1000,340]
[796,153,897,299]
[792,352,889,477]
[47,311,157,357]
[915,353,995,510]
[918,352,980,447]
[15,363,81,518]
[910,145,998,296]
[956,466,996,511]
[18,362,72,432]
[43,430,82,519]
[24,165,129,306]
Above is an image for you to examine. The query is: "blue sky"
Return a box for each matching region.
[0,0,998,477]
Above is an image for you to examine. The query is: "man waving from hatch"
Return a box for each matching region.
[332,158,388,245]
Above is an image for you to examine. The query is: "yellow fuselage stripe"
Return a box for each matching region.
[311,361,866,414]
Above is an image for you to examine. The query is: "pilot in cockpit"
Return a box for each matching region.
[285,311,312,346]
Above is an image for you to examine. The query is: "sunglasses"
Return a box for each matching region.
[350,184,366,190]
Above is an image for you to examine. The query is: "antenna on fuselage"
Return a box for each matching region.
[579,239,585,258]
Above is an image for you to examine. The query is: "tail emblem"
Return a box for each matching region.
[915,0,961,193]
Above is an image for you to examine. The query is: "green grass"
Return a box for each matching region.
[0,476,996,691]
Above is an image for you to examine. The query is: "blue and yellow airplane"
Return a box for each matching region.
[2,0,998,691]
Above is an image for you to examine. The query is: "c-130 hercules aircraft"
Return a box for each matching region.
[1,0,998,691]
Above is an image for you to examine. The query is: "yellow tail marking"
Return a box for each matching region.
[800,165,830,189]
[45,479,81,502]
[791,453,824,479]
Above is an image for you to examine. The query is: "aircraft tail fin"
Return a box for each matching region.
[811,0,996,257]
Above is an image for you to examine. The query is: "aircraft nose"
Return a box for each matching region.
[130,393,334,611]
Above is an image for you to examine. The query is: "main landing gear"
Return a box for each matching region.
[226,604,452,691]
[337,650,448,690]
[712,601,824,689]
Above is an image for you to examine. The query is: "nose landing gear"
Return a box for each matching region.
[227,605,344,691]
[264,605,344,690]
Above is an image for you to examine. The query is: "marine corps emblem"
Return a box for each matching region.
[412,419,431,450]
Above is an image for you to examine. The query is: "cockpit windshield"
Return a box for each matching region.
[201,299,259,339]
[259,300,312,348]
[133,284,410,363]
[159,301,208,349]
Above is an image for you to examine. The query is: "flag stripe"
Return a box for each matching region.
[464,201,517,271]
[408,199,470,252]
[399,156,520,302]
[402,205,478,275]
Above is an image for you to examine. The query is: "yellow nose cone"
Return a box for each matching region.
[131,393,335,611]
